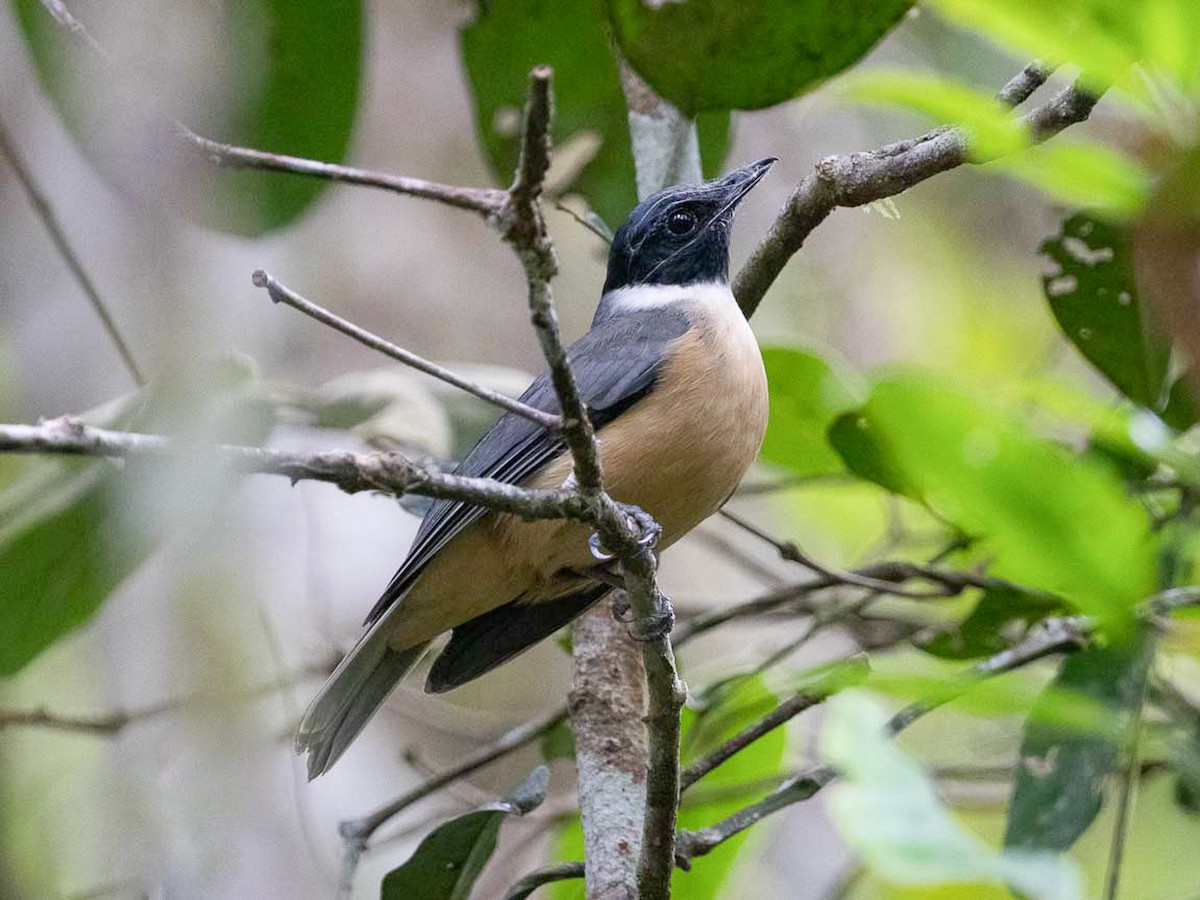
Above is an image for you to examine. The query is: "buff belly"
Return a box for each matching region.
[386,305,768,651]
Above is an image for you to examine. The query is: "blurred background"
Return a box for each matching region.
[2,1,1197,898]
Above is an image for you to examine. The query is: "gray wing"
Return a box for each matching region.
[363,304,689,626]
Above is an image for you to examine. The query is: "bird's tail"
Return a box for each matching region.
[295,623,429,780]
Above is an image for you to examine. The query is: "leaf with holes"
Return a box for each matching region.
[382,766,549,900]
[15,0,362,235]
[1005,632,1155,852]
[460,0,730,227]
[608,0,913,114]
[1042,212,1190,422]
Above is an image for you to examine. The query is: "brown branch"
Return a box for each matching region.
[679,659,866,792]
[733,67,1099,318]
[250,270,560,429]
[674,615,1092,866]
[503,861,586,900]
[0,115,144,385]
[335,706,567,886]
[0,662,334,736]
[0,419,600,523]
[179,125,507,217]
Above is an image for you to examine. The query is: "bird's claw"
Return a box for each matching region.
[627,591,676,642]
[588,503,660,561]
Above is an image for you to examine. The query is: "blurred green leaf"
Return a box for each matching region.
[824,691,1084,900]
[608,0,912,114]
[382,766,549,900]
[846,71,1150,215]
[0,360,273,675]
[460,0,730,226]
[917,586,1065,661]
[540,719,576,763]
[854,374,1158,631]
[14,0,362,235]
[927,0,1200,98]
[760,347,864,478]
[1040,212,1187,419]
[1006,633,1155,852]
[827,410,917,498]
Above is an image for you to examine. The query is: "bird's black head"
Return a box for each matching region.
[602,158,775,295]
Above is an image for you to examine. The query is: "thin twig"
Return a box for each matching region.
[0,418,602,523]
[674,615,1093,865]
[502,861,586,900]
[335,707,567,891]
[679,660,864,791]
[733,69,1099,318]
[719,509,961,599]
[0,662,333,736]
[250,270,559,429]
[0,116,144,385]
[180,125,508,217]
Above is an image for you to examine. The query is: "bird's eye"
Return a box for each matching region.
[666,209,697,236]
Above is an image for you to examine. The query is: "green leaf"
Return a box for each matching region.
[14,0,362,235]
[460,0,730,227]
[853,373,1158,631]
[608,0,913,114]
[759,347,864,478]
[0,360,274,675]
[382,766,549,900]
[1041,212,1184,417]
[845,71,1150,215]
[540,719,576,763]
[916,586,1065,661]
[827,410,916,498]
[824,691,1084,900]
[1005,633,1155,852]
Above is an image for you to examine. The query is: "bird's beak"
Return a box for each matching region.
[717,157,777,205]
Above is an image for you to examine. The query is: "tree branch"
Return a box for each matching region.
[674,615,1093,865]
[503,861,586,900]
[0,114,144,385]
[179,124,508,217]
[0,418,601,522]
[250,270,560,429]
[733,67,1099,318]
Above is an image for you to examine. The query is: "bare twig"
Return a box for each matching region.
[503,861,586,900]
[679,660,864,792]
[733,70,1100,318]
[335,706,567,888]
[0,116,144,385]
[0,662,333,736]
[250,270,559,429]
[674,615,1092,865]
[180,125,508,217]
[0,419,601,522]
[501,66,603,496]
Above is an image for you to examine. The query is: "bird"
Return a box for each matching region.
[296,157,776,778]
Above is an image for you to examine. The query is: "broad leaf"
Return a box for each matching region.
[0,359,274,674]
[1005,633,1155,852]
[460,0,730,227]
[1041,212,1191,422]
[15,0,362,235]
[381,766,549,900]
[608,0,913,114]
[759,347,863,478]
[825,691,1084,900]
[827,410,916,499]
[851,374,1158,632]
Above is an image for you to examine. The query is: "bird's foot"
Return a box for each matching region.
[587,502,660,562]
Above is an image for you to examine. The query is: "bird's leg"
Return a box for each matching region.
[587,501,661,562]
